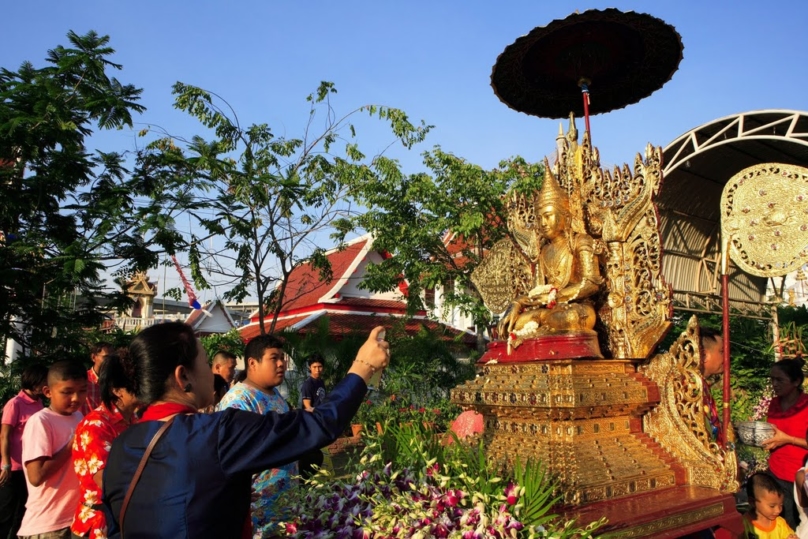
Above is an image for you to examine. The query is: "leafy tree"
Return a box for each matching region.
[200,328,245,363]
[85,327,137,354]
[142,82,431,335]
[352,150,544,349]
[279,317,476,410]
[383,321,477,404]
[0,31,184,362]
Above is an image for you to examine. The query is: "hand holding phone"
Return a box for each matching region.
[368,329,386,388]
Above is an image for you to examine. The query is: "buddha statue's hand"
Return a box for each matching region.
[528,284,553,298]
[498,299,524,337]
[531,287,559,309]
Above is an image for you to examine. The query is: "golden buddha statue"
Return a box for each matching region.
[497,170,603,341]
[472,116,669,359]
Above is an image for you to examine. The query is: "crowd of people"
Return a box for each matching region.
[0,322,389,539]
[3,321,808,538]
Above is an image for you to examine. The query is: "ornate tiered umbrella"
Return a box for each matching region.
[491,8,683,136]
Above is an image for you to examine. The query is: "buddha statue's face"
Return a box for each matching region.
[538,204,566,240]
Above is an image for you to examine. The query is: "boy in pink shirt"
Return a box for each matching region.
[0,364,47,538]
[17,361,87,539]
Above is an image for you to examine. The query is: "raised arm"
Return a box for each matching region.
[218,327,389,475]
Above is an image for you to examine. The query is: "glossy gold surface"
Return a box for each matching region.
[456,120,740,508]
[640,315,738,492]
[452,359,677,504]
[721,162,808,278]
[473,115,671,357]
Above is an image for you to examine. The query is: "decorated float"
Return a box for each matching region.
[451,8,808,537]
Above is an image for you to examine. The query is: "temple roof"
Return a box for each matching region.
[185,300,237,334]
[248,235,377,319]
[239,311,477,345]
[125,271,157,296]
[241,233,477,345]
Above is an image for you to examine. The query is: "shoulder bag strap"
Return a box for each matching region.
[119,416,176,538]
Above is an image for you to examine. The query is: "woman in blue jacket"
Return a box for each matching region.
[103,321,389,538]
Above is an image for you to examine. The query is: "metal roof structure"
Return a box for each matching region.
[659,110,808,318]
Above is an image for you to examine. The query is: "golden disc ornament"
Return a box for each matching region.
[470,238,533,314]
[721,163,808,277]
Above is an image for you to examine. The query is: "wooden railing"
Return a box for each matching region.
[114,315,185,331]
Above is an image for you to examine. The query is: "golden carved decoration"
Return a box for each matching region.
[640,315,738,492]
[451,359,678,505]
[721,162,808,277]
[472,115,671,357]
[470,238,533,315]
[125,271,157,296]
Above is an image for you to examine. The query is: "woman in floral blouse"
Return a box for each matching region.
[71,349,139,538]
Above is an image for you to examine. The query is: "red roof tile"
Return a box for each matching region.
[239,312,477,346]
[239,314,315,340]
[272,238,370,314]
[335,297,409,311]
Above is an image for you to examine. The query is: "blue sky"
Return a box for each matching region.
[3,1,807,302]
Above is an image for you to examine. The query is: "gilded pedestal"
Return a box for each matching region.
[452,359,679,505]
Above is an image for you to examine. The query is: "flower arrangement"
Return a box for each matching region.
[282,461,528,538]
[737,384,774,486]
[278,423,604,538]
[748,384,773,422]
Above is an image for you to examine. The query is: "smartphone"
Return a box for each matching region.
[368,329,386,388]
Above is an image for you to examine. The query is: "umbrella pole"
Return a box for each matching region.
[579,79,592,136]
[720,235,732,447]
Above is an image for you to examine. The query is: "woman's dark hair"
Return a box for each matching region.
[213,374,228,403]
[746,472,784,519]
[771,357,805,391]
[20,364,48,392]
[100,348,138,409]
[129,322,199,404]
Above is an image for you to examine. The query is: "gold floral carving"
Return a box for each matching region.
[640,315,738,492]
[721,163,808,277]
[470,238,533,315]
